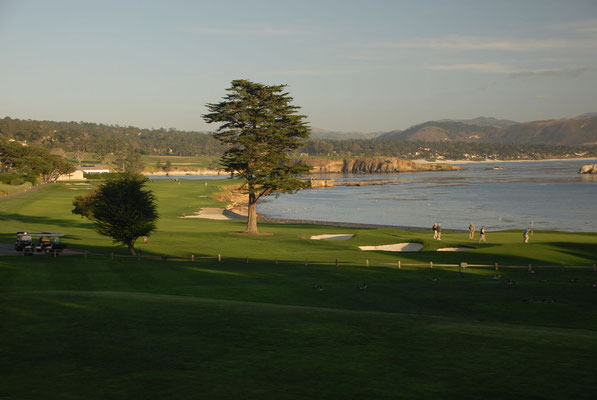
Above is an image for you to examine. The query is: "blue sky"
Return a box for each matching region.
[1,0,596,132]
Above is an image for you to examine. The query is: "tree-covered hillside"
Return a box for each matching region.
[2,116,597,161]
[301,138,597,160]
[376,116,597,146]
[0,117,224,156]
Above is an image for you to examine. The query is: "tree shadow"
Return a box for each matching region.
[547,242,597,262]
[0,212,93,230]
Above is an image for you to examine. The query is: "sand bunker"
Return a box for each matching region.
[181,207,231,220]
[359,243,423,252]
[311,234,354,241]
[436,247,473,252]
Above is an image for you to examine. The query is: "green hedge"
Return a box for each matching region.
[83,172,120,180]
[0,173,37,185]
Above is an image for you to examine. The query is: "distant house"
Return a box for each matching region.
[57,170,85,181]
[79,165,111,174]
[57,165,112,181]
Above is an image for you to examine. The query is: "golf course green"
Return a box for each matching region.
[1,179,596,399]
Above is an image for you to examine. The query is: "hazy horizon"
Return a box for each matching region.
[1,0,596,133]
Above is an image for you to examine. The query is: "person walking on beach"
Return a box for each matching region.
[437,223,442,240]
[479,226,486,243]
[523,227,530,243]
[432,223,438,240]
[469,223,475,239]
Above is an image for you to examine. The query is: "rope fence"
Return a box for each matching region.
[9,249,596,271]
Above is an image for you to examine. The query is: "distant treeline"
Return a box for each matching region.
[2,117,596,160]
[0,117,224,156]
[301,139,597,160]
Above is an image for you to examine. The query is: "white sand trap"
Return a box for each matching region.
[437,247,474,252]
[181,207,231,220]
[311,234,354,241]
[359,242,423,252]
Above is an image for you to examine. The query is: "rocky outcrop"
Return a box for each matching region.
[309,179,334,188]
[145,168,225,176]
[579,164,597,174]
[304,157,459,174]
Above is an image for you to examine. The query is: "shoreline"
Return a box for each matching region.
[204,208,595,233]
[222,208,467,232]
[414,157,597,165]
[145,157,597,176]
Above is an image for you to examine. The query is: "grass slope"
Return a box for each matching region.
[0,180,595,266]
[1,258,597,399]
[1,179,596,399]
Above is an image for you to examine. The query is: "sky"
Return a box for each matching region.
[1,0,596,133]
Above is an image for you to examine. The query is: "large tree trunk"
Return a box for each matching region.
[128,243,136,256]
[245,192,259,234]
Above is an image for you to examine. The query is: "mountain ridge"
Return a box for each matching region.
[376,115,597,146]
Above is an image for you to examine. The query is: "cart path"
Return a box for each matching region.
[0,182,50,200]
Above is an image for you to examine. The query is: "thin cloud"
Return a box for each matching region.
[182,25,312,36]
[425,64,594,78]
[268,69,334,77]
[426,63,514,73]
[551,19,597,35]
[509,67,593,79]
[353,35,595,51]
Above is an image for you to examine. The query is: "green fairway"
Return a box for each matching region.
[1,180,596,399]
[0,181,32,196]
[0,180,595,267]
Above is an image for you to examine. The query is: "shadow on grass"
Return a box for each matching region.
[548,242,597,261]
[0,212,92,230]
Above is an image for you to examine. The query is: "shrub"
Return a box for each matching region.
[24,175,38,185]
[9,177,25,185]
[0,173,20,184]
[84,172,120,180]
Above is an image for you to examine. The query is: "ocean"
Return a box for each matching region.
[257,159,597,232]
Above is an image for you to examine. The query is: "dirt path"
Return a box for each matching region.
[0,183,50,200]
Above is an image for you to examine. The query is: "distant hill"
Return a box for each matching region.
[498,117,597,146]
[377,121,501,142]
[574,112,597,119]
[377,116,597,146]
[2,113,596,160]
[439,116,519,128]
[310,127,383,140]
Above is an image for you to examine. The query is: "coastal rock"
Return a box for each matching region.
[579,164,597,174]
[304,157,459,174]
[145,168,225,176]
[309,179,334,188]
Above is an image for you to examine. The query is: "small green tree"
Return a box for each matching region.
[73,173,158,255]
[203,79,311,234]
[115,150,143,173]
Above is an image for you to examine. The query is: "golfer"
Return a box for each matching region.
[479,226,487,243]
[468,223,475,239]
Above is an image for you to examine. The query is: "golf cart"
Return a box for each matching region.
[15,231,33,252]
[15,232,66,255]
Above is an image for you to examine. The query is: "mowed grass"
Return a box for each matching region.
[2,258,597,399]
[1,180,597,399]
[0,179,595,266]
[0,181,32,196]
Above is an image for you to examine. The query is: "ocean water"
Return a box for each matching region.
[257,159,597,232]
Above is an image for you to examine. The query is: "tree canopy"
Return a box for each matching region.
[203,79,311,234]
[0,138,75,183]
[72,173,159,254]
